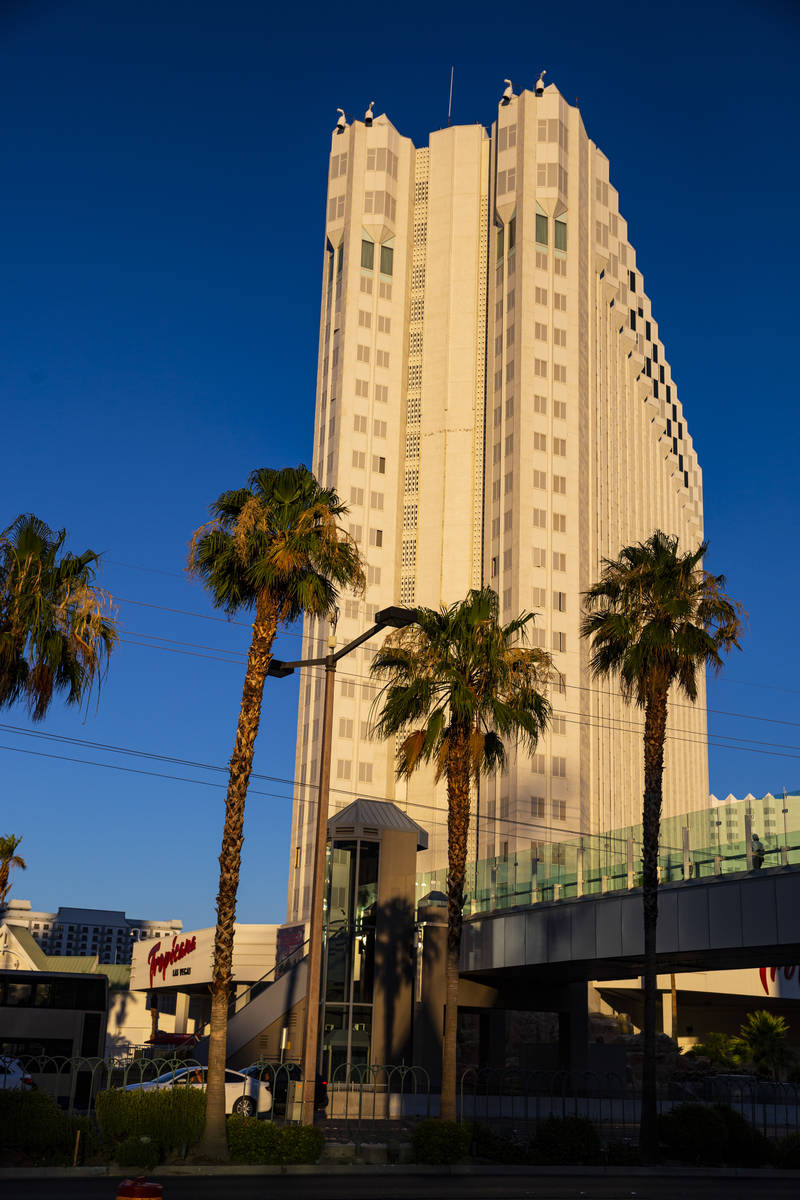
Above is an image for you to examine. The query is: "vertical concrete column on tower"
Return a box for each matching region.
[371,828,419,1065]
[412,899,448,1088]
[661,990,674,1039]
[558,981,589,1076]
[478,1010,507,1070]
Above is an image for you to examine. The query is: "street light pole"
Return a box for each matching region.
[301,634,336,1124]
[268,605,415,1125]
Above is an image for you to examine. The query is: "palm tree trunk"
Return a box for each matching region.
[441,728,470,1123]
[639,687,668,1160]
[194,594,280,1161]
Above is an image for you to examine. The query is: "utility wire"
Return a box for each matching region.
[112,595,800,731]
[111,633,800,757]
[107,562,800,699]
[0,721,795,849]
[0,725,657,847]
[0,740,666,850]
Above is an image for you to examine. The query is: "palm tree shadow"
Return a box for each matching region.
[373,897,416,1066]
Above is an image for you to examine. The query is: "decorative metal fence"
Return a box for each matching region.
[457,1066,800,1140]
[6,1054,800,1143]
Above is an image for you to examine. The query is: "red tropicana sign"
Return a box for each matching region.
[759,965,799,995]
[148,935,198,987]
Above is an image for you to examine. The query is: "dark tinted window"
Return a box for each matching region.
[34,983,53,1007]
[81,1012,102,1056]
[6,982,33,1006]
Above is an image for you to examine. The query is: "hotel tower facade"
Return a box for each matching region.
[286,78,707,925]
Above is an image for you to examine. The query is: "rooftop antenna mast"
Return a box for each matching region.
[447,65,454,125]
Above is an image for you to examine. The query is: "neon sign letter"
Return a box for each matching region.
[148,935,198,987]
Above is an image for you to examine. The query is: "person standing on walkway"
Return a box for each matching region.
[752,833,765,869]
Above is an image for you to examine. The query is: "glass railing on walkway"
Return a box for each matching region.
[415,793,800,916]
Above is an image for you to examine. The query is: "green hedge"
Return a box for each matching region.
[532,1116,601,1165]
[658,1102,771,1166]
[115,1135,162,1171]
[470,1122,530,1164]
[774,1133,800,1169]
[0,1090,96,1165]
[95,1087,205,1160]
[226,1117,324,1164]
[411,1119,471,1165]
[714,1104,771,1167]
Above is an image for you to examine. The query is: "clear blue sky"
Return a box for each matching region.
[1,0,798,932]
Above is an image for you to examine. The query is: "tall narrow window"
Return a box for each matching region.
[554,218,567,251]
[497,226,504,259]
[361,239,374,270]
[380,245,394,275]
[536,213,548,245]
[508,216,516,251]
[336,244,343,275]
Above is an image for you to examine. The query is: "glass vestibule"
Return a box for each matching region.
[320,837,379,1078]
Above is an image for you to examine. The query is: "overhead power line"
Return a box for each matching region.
[0,721,796,853]
[111,593,800,729]
[114,629,800,752]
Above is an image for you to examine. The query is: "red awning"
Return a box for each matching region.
[145,1032,199,1045]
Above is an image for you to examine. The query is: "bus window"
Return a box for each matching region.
[6,982,33,1006]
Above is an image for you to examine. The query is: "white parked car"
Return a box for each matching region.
[124,1066,272,1117]
[0,1056,35,1091]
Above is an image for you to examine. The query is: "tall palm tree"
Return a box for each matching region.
[580,530,742,1157]
[0,834,26,906]
[0,514,117,720]
[188,465,363,1160]
[370,587,554,1121]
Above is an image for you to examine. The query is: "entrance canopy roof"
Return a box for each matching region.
[328,798,428,850]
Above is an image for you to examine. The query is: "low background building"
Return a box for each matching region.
[1,898,182,964]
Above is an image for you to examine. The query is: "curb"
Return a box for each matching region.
[3,1164,800,1179]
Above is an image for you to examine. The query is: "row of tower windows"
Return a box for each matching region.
[360,239,394,276]
[496,214,566,256]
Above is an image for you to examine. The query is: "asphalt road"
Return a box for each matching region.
[4,1174,799,1200]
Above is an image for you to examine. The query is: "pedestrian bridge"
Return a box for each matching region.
[460,863,800,984]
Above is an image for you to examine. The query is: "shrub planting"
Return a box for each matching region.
[411,1119,471,1164]
[95,1087,205,1159]
[713,1104,771,1166]
[774,1133,800,1169]
[226,1116,281,1163]
[532,1116,601,1165]
[603,1139,642,1166]
[226,1117,323,1164]
[658,1101,771,1166]
[115,1135,162,1171]
[658,1103,728,1165]
[279,1125,326,1164]
[0,1089,90,1165]
[470,1122,530,1164]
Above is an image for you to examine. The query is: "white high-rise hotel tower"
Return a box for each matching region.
[286,77,707,924]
